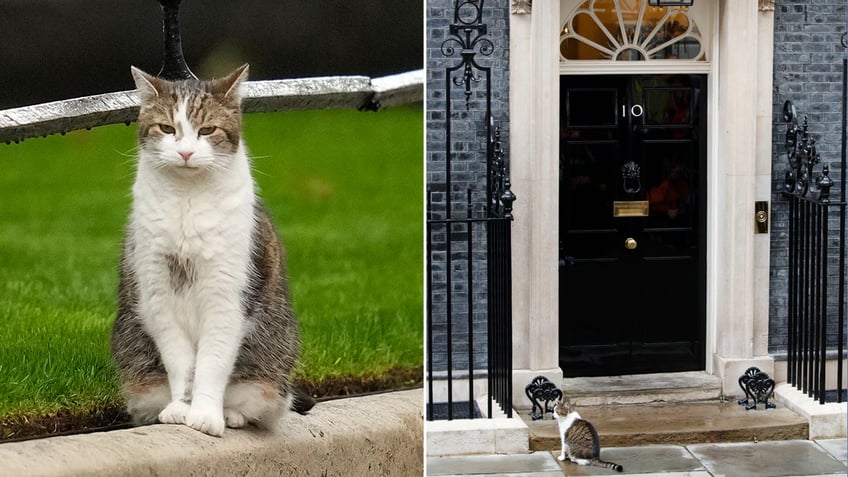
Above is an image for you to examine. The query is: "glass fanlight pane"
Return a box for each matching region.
[561,0,704,61]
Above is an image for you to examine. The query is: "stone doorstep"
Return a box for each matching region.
[561,371,723,406]
[522,372,812,450]
[524,400,810,451]
[0,389,424,477]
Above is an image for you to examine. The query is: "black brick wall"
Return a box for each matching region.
[770,0,847,353]
[426,0,510,372]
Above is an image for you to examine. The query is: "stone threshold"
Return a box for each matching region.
[523,371,811,449]
[0,389,423,476]
[561,371,722,406]
[523,400,809,450]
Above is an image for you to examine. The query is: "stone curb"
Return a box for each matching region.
[0,389,423,477]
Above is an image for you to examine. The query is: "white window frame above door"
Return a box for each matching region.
[559,0,714,75]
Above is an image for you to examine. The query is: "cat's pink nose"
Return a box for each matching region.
[178,151,194,162]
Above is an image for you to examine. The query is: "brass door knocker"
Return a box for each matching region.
[622,161,641,194]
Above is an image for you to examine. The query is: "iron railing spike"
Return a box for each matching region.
[157,0,197,81]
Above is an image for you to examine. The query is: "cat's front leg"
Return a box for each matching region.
[156,330,196,424]
[143,301,196,425]
[185,304,246,437]
[558,442,569,462]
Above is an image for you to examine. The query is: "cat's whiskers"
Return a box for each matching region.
[115,146,140,158]
[251,167,272,179]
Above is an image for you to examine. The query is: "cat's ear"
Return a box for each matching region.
[214,64,250,101]
[130,66,165,100]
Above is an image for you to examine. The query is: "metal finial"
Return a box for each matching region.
[818,163,833,203]
[157,0,196,80]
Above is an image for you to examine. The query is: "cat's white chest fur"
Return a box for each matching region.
[555,410,581,434]
[129,143,255,337]
[135,177,250,259]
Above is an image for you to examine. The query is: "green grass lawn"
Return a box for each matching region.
[0,106,423,422]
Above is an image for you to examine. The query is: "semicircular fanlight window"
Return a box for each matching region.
[561,0,704,61]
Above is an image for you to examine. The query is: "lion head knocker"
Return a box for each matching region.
[621,161,642,194]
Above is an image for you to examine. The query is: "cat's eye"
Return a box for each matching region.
[198,126,216,136]
[159,124,176,135]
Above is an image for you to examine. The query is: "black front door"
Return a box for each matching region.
[559,74,707,377]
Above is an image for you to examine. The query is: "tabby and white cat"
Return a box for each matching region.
[111,64,311,437]
[552,398,623,472]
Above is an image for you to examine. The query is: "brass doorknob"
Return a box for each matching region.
[625,237,637,250]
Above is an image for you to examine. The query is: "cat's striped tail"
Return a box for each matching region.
[591,459,623,472]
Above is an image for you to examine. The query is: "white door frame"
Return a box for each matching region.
[508,0,775,405]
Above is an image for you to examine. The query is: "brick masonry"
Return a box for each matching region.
[770,0,847,353]
[426,0,510,373]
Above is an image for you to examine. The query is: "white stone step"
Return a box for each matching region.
[562,371,722,406]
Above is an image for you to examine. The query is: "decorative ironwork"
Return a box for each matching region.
[780,99,846,405]
[440,0,494,110]
[427,0,513,421]
[156,0,196,80]
[781,101,834,202]
[525,376,563,420]
[737,367,776,410]
[622,161,642,194]
[489,117,516,219]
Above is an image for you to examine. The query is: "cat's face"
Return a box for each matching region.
[552,398,574,418]
[131,65,248,174]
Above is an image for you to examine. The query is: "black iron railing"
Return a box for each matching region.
[426,0,514,420]
[780,100,846,404]
[425,125,514,421]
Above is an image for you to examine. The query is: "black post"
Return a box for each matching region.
[838,27,847,404]
[157,0,196,80]
[426,189,434,420]
[466,188,475,420]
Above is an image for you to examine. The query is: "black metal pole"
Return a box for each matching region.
[838,25,847,403]
[157,0,196,80]
[467,189,475,419]
[426,190,434,420]
[820,204,828,404]
[803,200,811,394]
[788,197,797,385]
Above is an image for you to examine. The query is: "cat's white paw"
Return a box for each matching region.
[158,400,190,424]
[224,408,247,428]
[557,454,566,462]
[186,404,226,437]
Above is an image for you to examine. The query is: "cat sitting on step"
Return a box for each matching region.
[552,398,623,472]
[111,64,313,437]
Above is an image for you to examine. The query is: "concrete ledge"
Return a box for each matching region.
[0,389,423,476]
[776,383,847,440]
